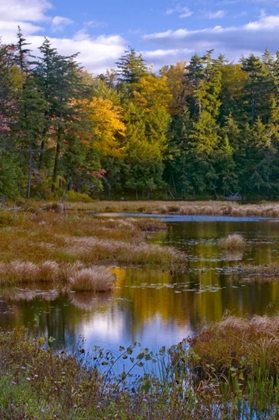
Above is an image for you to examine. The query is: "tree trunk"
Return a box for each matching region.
[52,127,61,193]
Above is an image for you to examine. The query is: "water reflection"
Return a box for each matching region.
[1,219,279,354]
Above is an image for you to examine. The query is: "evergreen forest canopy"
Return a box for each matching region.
[1,29,279,201]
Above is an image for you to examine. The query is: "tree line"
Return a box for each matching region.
[1,29,279,200]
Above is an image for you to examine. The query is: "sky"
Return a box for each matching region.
[0,0,279,75]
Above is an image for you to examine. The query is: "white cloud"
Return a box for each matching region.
[142,13,279,64]
[166,5,192,18]
[205,10,227,19]
[0,0,51,22]
[50,34,126,74]
[0,0,51,43]
[246,14,279,30]
[84,20,106,28]
[143,48,193,69]
[0,0,127,74]
[2,0,277,76]
[51,16,73,32]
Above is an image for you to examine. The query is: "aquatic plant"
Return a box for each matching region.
[219,233,246,251]
[237,263,279,280]
[2,320,279,419]
[69,266,115,292]
[186,315,279,375]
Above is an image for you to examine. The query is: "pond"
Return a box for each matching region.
[1,215,279,358]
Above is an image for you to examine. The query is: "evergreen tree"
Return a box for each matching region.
[35,38,83,193]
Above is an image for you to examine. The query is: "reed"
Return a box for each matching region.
[219,233,246,251]
[69,266,115,292]
[1,322,279,419]
[0,260,116,293]
[0,210,183,287]
[8,198,279,218]
[186,315,279,378]
[64,236,183,266]
[65,199,279,219]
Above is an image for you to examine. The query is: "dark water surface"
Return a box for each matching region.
[1,216,279,356]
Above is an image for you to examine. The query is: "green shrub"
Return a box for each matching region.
[66,190,93,203]
[0,211,14,226]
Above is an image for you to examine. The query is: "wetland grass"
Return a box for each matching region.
[0,208,185,289]
[69,266,116,292]
[219,233,246,251]
[186,315,279,377]
[2,317,279,419]
[65,199,279,218]
[0,260,115,292]
[175,315,279,418]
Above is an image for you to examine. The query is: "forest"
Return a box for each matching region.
[0,28,279,201]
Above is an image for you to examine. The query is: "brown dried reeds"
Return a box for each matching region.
[219,234,246,251]
[69,266,115,292]
[66,200,279,219]
[64,236,183,266]
[0,259,115,292]
[187,315,279,378]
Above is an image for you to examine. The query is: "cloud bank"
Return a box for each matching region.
[0,0,278,73]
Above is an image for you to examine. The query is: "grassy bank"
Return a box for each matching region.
[0,208,185,289]
[65,199,279,218]
[1,318,279,420]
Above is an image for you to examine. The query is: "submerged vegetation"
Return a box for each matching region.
[235,263,279,282]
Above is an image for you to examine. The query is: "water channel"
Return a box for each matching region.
[1,215,279,357]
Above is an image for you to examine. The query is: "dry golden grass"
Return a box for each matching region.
[65,200,279,218]
[0,260,115,292]
[6,199,279,221]
[187,315,279,377]
[0,209,184,287]
[63,235,183,265]
[69,266,115,292]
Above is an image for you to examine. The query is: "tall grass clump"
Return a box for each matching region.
[0,260,115,292]
[219,233,246,251]
[182,315,279,416]
[69,266,115,292]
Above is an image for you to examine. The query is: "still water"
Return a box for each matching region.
[1,216,279,355]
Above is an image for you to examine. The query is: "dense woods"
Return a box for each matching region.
[1,29,279,200]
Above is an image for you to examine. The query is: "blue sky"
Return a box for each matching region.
[1,0,279,74]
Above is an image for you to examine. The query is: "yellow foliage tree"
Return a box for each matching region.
[132,74,172,112]
[84,97,126,157]
[160,62,187,115]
